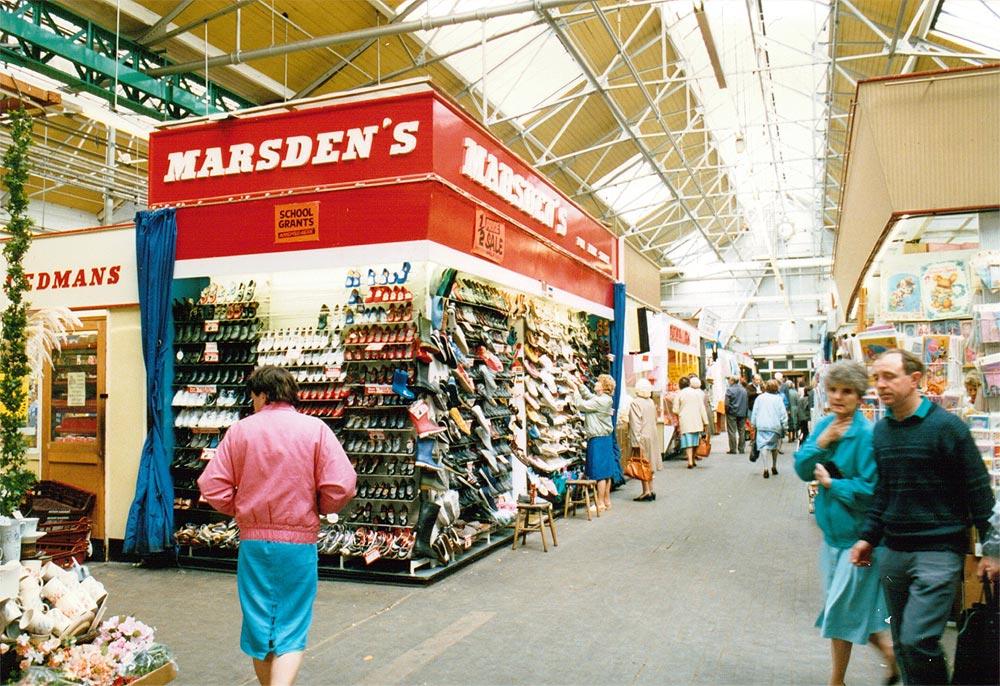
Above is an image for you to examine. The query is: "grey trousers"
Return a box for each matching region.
[880,548,963,685]
[725,414,745,453]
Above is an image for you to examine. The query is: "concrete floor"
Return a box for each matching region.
[91,444,946,685]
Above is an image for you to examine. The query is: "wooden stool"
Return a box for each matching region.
[512,501,558,551]
[563,479,600,520]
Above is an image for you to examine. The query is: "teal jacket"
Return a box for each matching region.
[794,410,877,549]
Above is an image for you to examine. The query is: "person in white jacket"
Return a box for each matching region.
[673,376,709,469]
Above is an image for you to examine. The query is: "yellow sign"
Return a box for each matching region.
[274,202,320,244]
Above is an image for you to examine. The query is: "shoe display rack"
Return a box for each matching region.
[326,272,424,568]
[166,266,610,583]
[171,282,262,554]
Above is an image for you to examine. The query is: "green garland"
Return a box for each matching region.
[0,107,36,515]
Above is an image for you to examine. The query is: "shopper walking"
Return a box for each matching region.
[674,376,709,469]
[747,375,763,444]
[784,379,800,443]
[850,350,995,685]
[576,373,616,512]
[724,376,748,454]
[630,378,658,501]
[797,380,813,442]
[750,379,787,478]
[199,366,357,686]
[793,361,897,686]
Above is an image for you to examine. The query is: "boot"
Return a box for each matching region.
[392,368,415,400]
[412,361,443,397]
[416,437,444,471]
[409,400,447,439]
[413,500,441,559]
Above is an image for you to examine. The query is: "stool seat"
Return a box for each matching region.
[512,501,558,552]
[563,479,600,520]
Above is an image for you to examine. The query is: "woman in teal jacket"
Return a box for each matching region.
[794,361,898,686]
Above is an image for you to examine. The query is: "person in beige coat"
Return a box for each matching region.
[629,378,658,501]
[674,376,710,469]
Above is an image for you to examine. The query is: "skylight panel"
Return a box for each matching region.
[403,0,586,123]
[593,155,673,228]
[932,0,1000,53]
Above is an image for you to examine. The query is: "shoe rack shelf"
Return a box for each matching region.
[171,285,264,565]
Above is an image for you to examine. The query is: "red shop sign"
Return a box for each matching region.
[471,209,505,263]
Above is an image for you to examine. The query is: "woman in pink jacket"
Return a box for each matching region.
[198,366,356,685]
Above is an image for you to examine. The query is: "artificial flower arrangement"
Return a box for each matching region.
[1,615,173,685]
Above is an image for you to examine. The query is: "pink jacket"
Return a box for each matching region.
[197,403,356,544]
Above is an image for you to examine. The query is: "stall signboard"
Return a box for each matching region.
[148,83,617,308]
[0,226,139,310]
[665,315,700,355]
[698,308,721,340]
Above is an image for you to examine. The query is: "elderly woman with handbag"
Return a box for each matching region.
[629,378,658,501]
[673,376,710,469]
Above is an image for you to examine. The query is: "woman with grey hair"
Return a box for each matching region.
[793,361,897,686]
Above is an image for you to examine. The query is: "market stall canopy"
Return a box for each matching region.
[833,64,1000,316]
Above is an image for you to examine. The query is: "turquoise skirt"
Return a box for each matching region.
[679,431,701,449]
[237,539,318,659]
[816,542,889,644]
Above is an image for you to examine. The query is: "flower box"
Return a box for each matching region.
[131,660,178,685]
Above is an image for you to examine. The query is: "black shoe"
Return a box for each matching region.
[633,494,651,502]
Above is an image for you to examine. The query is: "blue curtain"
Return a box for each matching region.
[124,208,177,555]
[608,282,626,485]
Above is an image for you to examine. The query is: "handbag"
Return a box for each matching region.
[624,447,653,481]
[696,433,711,457]
[952,578,999,685]
[748,440,760,463]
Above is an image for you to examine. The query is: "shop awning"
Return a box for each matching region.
[833,65,1000,316]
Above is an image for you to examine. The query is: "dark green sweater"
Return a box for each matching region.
[859,399,995,554]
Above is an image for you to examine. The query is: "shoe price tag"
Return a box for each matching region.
[363,548,381,565]
[365,384,392,395]
[367,430,386,441]
[204,320,219,333]
[187,384,218,395]
[463,535,472,549]
[204,342,219,363]
[366,343,385,351]
[325,366,342,379]
[199,448,217,462]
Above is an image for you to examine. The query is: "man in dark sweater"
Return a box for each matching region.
[724,376,748,454]
[850,349,994,685]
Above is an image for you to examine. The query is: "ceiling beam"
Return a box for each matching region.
[146,0,587,77]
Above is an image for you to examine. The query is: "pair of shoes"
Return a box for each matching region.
[763,469,769,479]
[633,493,652,502]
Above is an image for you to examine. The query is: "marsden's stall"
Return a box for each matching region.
[143,80,620,582]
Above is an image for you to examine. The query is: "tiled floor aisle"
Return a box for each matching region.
[92,442,923,685]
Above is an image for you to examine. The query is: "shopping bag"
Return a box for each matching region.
[695,433,711,457]
[951,578,999,685]
[623,447,652,481]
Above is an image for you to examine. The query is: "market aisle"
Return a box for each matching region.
[93,443,904,685]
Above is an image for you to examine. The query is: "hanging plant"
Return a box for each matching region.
[0,107,37,515]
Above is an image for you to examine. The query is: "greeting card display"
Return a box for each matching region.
[921,259,971,320]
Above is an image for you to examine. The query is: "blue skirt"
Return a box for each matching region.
[585,434,615,480]
[816,542,889,644]
[679,431,701,449]
[237,539,318,659]
[756,430,782,451]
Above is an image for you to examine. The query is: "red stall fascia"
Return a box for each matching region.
[148,82,617,308]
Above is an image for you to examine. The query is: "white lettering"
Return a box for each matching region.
[341,125,379,161]
[160,117,422,183]
[281,135,313,168]
[163,149,200,182]
[457,139,568,233]
[311,131,344,165]
[196,147,225,178]
[226,143,255,174]
[255,139,283,171]
[389,121,419,156]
